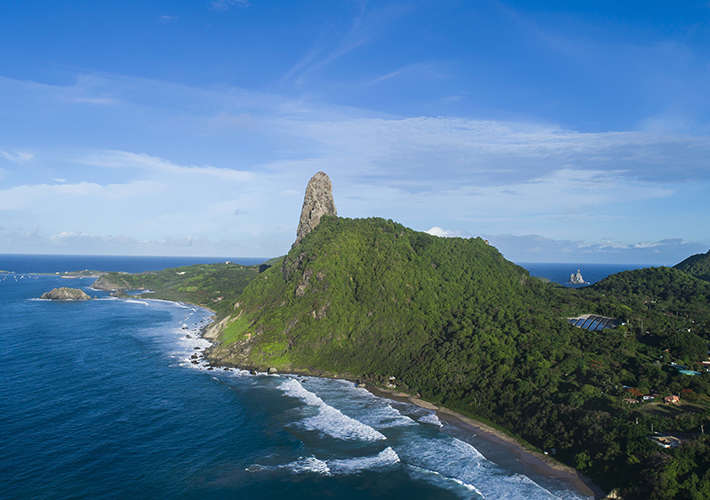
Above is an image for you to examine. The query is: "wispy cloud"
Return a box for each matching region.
[208,0,250,12]
[80,150,254,182]
[283,3,405,86]
[484,234,708,265]
[1,150,33,163]
[1,73,709,257]
[0,180,163,210]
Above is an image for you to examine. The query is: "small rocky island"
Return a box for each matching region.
[40,287,92,301]
[568,270,588,285]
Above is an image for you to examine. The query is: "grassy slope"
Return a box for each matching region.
[94,262,262,316]
[675,249,710,283]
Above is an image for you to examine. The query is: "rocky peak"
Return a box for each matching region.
[292,171,337,248]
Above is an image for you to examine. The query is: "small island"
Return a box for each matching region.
[568,269,589,285]
[40,287,92,301]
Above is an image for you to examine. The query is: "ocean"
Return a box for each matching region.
[0,255,624,500]
[519,262,650,287]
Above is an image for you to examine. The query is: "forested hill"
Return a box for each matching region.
[206,216,710,498]
[207,215,569,376]
[675,249,710,282]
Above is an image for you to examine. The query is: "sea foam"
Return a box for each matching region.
[329,446,401,474]
[417,412,444,427]
[251,447,401,477]
[279,378,386,442]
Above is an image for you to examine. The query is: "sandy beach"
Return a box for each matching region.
[366,385,607,500]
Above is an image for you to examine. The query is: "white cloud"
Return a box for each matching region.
[46,231,210,251]
[483,234,709,265]
[0,180,164,210]
[1,150,33,163]
[284,116,710,187]
[426,227,469,238]
[80,150,254,182]
[1,73,709,257]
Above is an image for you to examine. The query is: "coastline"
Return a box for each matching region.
[366,384,606,500]
[190,303,607,499]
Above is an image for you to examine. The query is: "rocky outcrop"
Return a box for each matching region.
[292,171,337,248]
[40,287,92,301]
[568,270,588,285]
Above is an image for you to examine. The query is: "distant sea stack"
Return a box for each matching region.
[568,270,588,285]
[292,171,337,248]
[40,287,92,301]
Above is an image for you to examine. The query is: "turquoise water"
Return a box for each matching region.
[0,256,593,499]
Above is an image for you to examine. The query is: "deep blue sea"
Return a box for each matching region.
[0,255,615,500]
[519,262,650,287]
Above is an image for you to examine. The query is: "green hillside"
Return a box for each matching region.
[675,249,710,282]
[203,216,710,498]
[93,262,262,315]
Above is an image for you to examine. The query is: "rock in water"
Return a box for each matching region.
[568,270,587,285]
[292,172,337,248]
[40,287,92,301]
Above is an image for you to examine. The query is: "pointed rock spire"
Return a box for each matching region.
[292,172,337,248]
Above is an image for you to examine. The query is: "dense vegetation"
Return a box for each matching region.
[94,262,264,316]
[203,217,710,498]
[675,250,710,283]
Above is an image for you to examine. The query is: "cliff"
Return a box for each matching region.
[292,171,337,248]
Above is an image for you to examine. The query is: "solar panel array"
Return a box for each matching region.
[568,315,620,331]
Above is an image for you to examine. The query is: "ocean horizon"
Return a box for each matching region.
[0,254,630,499]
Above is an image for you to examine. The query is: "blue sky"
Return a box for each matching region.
[1,0,709,264]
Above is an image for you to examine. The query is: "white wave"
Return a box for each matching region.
[302,378,417,430]
[256,447,400,478]
[401,436,572,500]
[287,456,331,475]
[125,299,149,305]
[329,447,400,474]
[407,464,485,499]
[418,412,444,427]
[357,401,418,429]
[279,378,386,442]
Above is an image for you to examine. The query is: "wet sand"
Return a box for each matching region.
[366,385,607,500]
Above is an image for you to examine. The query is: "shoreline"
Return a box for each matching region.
[366,384,607,500]
[186,300,607,499]
[121,294,607,499]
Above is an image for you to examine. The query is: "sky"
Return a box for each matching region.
[1,0,709,264]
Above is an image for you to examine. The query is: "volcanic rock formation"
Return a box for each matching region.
[292,171,337,248]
